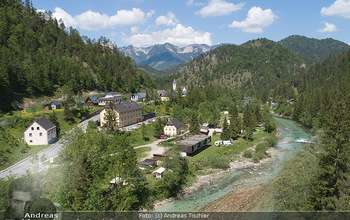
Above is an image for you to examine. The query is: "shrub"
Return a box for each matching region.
[255,143,268,155]
[252,155,260,163]
[208,155,230,169]
[243,150,253,158]
[264,135,277,147]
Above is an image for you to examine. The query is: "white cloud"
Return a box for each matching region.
[321,0,350,18]
[146,10,155,18]
[187,0,195,6]
[228,6,277,33]
[52,7,150,31]
[197,0,244,17]
[318,22,338,32]
[124,24,211,47]
[131,26,139,33]
[187,0,205,6]
[155,12,179,26]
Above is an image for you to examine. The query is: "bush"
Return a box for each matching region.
[243,150,253,158]
[265,135,277,147]
[208,155,230,169]
[255,143,268,155]
[252,154,260,163]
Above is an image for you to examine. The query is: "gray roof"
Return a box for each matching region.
[177,135,210,147]
[27,118,56,131]
[86,96,99,104]
[99,96,121,101]
[115,101,142,113]
[52,101,61,105]
[166,118,182,129]
[133,93,147,99]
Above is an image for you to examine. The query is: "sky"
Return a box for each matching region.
[31,0,350,47]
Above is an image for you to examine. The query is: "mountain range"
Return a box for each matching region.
[119,43,219,70]
[154,36,349,97]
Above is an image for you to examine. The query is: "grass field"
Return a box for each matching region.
[0,144,48,171]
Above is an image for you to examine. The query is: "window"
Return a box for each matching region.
[37,127,40,130]
[30,140,33,143]
[39,133,42,136]
[31,127,34,130]
[29,133,32,137]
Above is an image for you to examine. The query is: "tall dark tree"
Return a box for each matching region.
[243,104,254,140]
[104,102,118,134]
[308,94,350,210]
[48,110,60,137]
[229,104,241,139]
[189,113,200,135]
[220,117,231,140]
[154,118,164,138]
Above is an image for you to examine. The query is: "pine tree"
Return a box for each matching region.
[104,102,118,134]
[221,117,231,140]
[308,95,350,210]
[229,104,241,139]
[154,118,164,138]
[64,93,75,122]
[48,110,60,137]
[243,104,254,140]
[141,123,147,140]
[189,113,200,135]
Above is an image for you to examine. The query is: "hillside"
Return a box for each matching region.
[279,35,349,62]
[159,38,305,98]
[0,1,154,112]
[119,43,218,70]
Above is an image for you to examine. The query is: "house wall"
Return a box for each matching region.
[164,125,178,136]
[161,97,170,101]
[100,108,142,128]
[24,122,57,145]
[86,99,96,106]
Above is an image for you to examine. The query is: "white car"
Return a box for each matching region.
[223,140,232,146]
[215,140,223,146]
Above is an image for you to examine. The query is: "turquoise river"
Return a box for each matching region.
[153,117,311,212]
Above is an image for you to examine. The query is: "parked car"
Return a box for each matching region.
[159,135,167,139]
[215,140,223,146]
[223,140,232,146]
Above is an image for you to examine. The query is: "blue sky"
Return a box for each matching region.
[32,0,350,47]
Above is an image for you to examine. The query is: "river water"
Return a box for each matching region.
[153,117,310,212]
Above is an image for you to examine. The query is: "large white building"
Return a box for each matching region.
[100,101,142,128]
[24,118,57,145]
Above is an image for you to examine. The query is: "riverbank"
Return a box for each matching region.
[151,147,279,210]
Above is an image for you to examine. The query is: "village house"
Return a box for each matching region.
[164,118,182,136]
[98,92,123,106]
[200,125,209,135]
[85,96,99,106]
[172,79,188,96]
[131,93,146,102]
[100,101,142,128]
[152,167,167,179]
[49,101,61,110]
[24,118,57,145]
[158,90,170,101]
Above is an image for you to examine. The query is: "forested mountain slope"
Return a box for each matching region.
[0,0,154,111]
[280,35,349,62]
[157,38,305,98]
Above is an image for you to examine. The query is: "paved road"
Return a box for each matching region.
[0,114,100,180]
